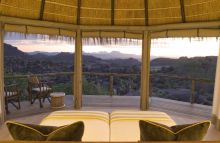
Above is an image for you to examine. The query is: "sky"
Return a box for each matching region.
[4,33,220,58]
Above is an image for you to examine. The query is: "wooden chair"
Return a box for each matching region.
[27,76,52,108]
[4,84,21,114]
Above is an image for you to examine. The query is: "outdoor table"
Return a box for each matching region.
[50,92,65,108]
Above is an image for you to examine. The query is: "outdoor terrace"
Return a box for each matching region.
[5,95,212,119]
[4,71,214,119]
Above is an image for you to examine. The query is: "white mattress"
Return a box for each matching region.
[40,110,110,141]
[110,110,176,141]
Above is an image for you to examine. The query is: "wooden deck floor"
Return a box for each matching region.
[5,95,212,119]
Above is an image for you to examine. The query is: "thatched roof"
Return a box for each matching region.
[1,0,220,26]
[1,0,220,38]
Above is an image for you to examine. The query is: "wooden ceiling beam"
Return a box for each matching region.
[39,0,46,20]
[77,0,81,25]
[144,0,149,26]
[180,0,186,23]
[111,0,115,25]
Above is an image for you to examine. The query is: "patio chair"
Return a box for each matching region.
[27,76,52,108]
[4,84,21,114]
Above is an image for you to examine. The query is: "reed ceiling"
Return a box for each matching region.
[1,0,220,26]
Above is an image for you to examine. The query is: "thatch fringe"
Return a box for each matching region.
[5,32,142,46]
[4,32,75,43]
[82,38,141,46]
[6,32,218,47]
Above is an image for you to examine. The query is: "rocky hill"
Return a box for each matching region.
[4,43,141,74]
[4,43,28,57]
[150,56,217,79]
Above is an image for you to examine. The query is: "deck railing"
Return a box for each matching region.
[83,72,140,96]
[4,72,214,105]
[150,74,214,104]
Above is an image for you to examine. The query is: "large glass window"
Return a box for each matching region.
[4,33,74,118]
[150,38,219,115]
[82,38,142,108]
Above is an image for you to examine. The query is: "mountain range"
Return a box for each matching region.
[83,51,141,60]
[28,51,59,56]
[4,43,142,74]
[28,50,160,61]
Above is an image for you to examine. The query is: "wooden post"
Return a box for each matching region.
[191,79,196,104]
[149,77,152,97]
[140,31,151,110]
[74,29,82,109]
[0,22,5,124]
[109,75,114,96]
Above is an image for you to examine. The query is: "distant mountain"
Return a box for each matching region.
[4,43,27,57]
[28,51,59,56]
[151,58,177,66]
[107,58,140,67]
[84,51,161,61]
[26,50,160,61]
[48,52,74,63]
[28,50,142,60]
[31,53,49,59]
[84,51,142,60]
